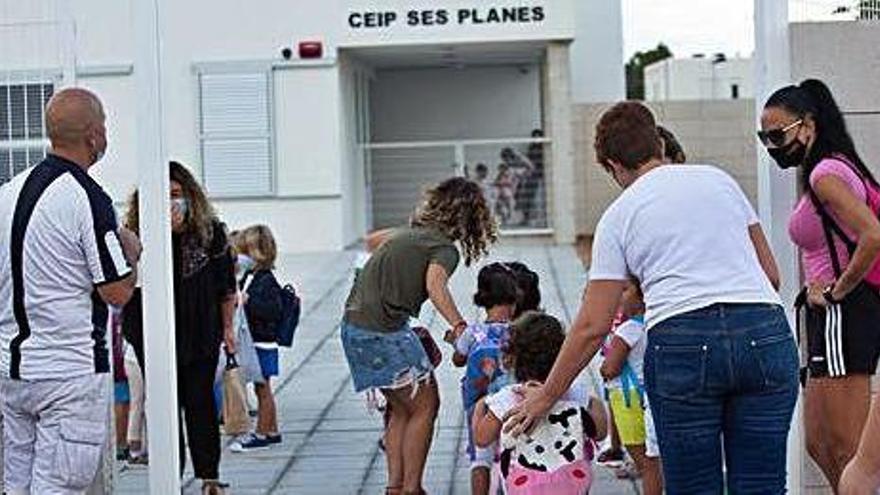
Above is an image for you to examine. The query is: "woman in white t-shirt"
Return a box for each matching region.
[504,102,798,494]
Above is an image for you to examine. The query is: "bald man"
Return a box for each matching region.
[0,87,140,494]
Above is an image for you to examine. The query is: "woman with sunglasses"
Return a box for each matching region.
[504,101,796,493]
[760,79,880,490]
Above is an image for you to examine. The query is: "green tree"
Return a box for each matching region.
[625,43,673,100]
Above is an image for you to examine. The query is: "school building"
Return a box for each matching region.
[0,0,625,252]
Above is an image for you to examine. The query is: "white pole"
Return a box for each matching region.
[132,1,181,493]
[754,1,801,492]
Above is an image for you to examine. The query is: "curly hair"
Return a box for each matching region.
[411,177,497,266]
[124,161,217,247]
[473,262,519,309]
[595,101,661,171]
[504,311,565,383]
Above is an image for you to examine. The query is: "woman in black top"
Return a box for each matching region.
[122,161,236,495]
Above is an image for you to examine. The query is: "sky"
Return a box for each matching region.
[621,0,857,60]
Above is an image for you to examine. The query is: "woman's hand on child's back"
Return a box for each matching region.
[503,382,553,438]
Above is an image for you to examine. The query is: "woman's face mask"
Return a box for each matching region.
[760,108,812,171]
[171,198,189,219]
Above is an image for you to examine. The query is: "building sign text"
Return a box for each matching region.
[348,6,546,29]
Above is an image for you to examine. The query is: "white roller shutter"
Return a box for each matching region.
[199,71,273,197]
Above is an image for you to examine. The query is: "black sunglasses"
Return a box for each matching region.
[757,119,803,147]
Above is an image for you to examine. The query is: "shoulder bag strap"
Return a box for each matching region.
[807,187,848,278]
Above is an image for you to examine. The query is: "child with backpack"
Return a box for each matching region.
[231,225,285,452]
[452,263,520,495]
[599,280,662,495]
[472,311,607,495]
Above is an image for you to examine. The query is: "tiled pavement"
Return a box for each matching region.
[111,243,646,494]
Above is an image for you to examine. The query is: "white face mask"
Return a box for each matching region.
[236,254,255,278]
[171,198,189,218]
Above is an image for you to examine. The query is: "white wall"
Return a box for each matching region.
[79,75,138,202]
[338,53,371,245]
[370,66,542,141]
[791,21,880,174]
[645,57,754,101]
[274,66,343,197]
[569,0,625,102]
[213,198,344,253]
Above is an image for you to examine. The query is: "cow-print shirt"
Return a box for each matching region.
[486,382,599,484]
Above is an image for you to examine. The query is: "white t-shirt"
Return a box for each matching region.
[606,318,647,389]
[590,165,780,329]
[0,155,131,380]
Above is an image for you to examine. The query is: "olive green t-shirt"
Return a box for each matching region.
[345,226,460,332]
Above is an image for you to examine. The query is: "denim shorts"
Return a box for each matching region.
[341,320,433,392]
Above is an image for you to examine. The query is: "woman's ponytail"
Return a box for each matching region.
[799,79,878,187]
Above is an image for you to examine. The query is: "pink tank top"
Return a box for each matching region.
[788,158,867,284]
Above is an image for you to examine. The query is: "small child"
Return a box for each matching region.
[452,263,519,495]
[473,312,607,495]
[231,225,284,452]
[599,281,662,495]
[494,163,517,223]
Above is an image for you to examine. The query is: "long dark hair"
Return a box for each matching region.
[764,79,876,190]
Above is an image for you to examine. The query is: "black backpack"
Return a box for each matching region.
[275,284,301,347]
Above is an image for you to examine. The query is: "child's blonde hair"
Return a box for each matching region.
[229,230,245,255]
[240,224,277,270]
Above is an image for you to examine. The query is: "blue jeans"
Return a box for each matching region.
[645,303,798,494]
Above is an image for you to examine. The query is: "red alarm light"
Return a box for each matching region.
[298,41,323,59]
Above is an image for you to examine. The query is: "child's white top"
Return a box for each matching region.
[485,381,590,420]
[606,318,647,389]
[486,382,596,479]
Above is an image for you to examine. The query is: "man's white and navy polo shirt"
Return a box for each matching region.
[0,154,132,380]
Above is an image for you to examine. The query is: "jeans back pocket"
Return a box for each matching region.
[652,344,708,401]
[748,333,799,392]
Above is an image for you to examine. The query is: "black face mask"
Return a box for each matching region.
[768,137,807,170]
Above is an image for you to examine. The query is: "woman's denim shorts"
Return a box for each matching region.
[341,320,434,392]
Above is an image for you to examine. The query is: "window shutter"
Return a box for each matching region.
[0,82,52,185]
[199,72,273,197]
